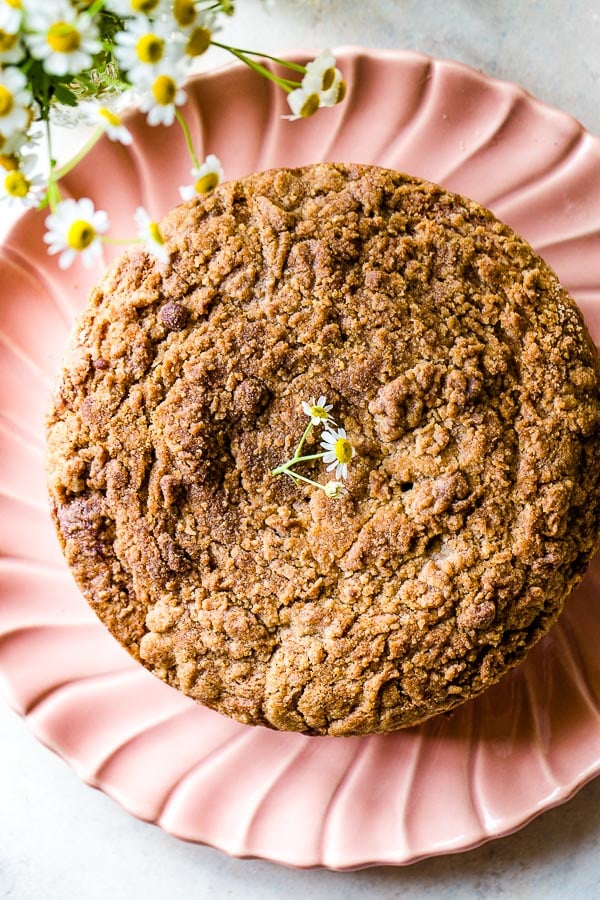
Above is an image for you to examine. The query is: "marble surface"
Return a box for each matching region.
[2,1,600,896]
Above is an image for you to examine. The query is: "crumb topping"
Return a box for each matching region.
[46,164,600,735]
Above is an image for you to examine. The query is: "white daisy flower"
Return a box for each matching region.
[323,480,347,499]
[171,0,207,34]
[134,205,170,264]
[0,0,22,35]
[320,426,355,481]
[0,128,28,156]
[25,3,101,77]
[114,16,179,80]
[104,0,170,17]
[285,85,320,121]
[303,50,337,86]
[0,67,31,139]
[285,50,346,120]
[44,197,109,270]
[172,7,217,61]
[79,100,133,145]
[179,154,223,200]
[136,63,187,127]
[0,153,44,207]
[0,27,25,63]
[172,0,200,29]
[301,395,335,427]
[320,76,347,108]
[304,49,346,108]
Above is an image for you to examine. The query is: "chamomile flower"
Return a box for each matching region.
[321,74,347,108]
[179,154,223,200]
[44,197,109,270]
[301,395,335,427]
[320,426,355,481]
[134,205,170,264]
[0,127,28,156]
[171,0,198,28]
[171,7,217,60]
[323,480,347,499]
[0,153,44,207]
[79,100,133,145]
[0,149,16,169]
[303,50,337,87]
[0,26,24,63]
[105,0,170,17]
[114,16,177,80]
[0,0,22,35]
[285,84,320,121]
[285,50,345,120]
[26,3,101,77]
[0,67,31,139]
[303,49,346,108]
[136,63,187,127]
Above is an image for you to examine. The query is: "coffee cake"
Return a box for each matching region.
[46,163,600,735]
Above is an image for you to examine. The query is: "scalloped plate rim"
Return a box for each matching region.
[1,45,600,870]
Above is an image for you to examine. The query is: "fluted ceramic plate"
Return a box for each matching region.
[2,47,600,870]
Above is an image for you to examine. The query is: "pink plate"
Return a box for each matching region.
[2,47,600,869]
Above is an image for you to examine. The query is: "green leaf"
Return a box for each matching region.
[53,83,78,106]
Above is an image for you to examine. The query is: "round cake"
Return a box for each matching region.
[46,163,600,736]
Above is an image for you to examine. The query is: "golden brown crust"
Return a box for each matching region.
[46,163,600,735]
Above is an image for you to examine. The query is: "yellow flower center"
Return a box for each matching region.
[0,152,17,170]
[310,404,329,420]
[335,80,347,104]
[47,22,81,54]
[67,219,96,251]
[300,93,320,118]
[4,170,28,197]
[152,74,176,105]
[0,29,19,51]
[136,34,165,64]
[173,0,196,27]
[98,106,121,127]
[194,172,219,194]
[149,221,164,245]
[5,0,21,8]
[321,67,336,91]
[185,26,212,57]
[0,85,14,117]
[132,0,160,12]
[324,481,344,499]
[334,437,353,464]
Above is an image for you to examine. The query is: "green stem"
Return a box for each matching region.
[211,43,300,91]
[87,0,106,15]
[280,470,327,492]
[293,422,313,459]
[292,452,325,464]
[53,127,105,181]
[211,41,308,74]
[271,452,325,477]
[175,109,200,169]
[44,118,61,214]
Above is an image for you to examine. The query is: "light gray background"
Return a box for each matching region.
[3,1,600,897]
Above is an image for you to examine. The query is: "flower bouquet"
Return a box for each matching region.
[0,0,346,267]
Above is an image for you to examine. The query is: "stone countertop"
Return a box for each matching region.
[2,1,600,897]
